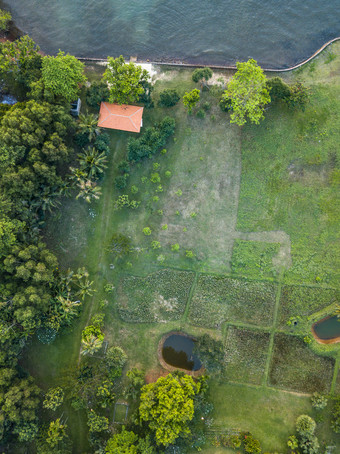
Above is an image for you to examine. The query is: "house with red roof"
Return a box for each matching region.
[98,102,144,133]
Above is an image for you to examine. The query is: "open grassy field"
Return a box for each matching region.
[22,42,340,452]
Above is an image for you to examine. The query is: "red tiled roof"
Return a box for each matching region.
[98,102,143,133]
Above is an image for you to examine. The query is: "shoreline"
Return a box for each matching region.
[76,36,340,73]
[1,5,339,73]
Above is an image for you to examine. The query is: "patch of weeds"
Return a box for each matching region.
[175,189,183,196]
[188,275,277,328]
[171,243,180,252]
[190,212,198,218]
[278,285,339,328]
[225,327,270,385]
[151,241,161,250]
[161,224,168,230]
[231,240,280,279]
[269,333,334,393]
[117,269,195,322]
[143,227,152,236]
[150,172,161,183]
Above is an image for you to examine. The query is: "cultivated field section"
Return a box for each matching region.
[32,44,340,452]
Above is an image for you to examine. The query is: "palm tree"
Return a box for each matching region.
[81,333,103,356]
[75,179,102,203]
[78,112,100,142]
[78,147,108,179]
[56,294,81,322]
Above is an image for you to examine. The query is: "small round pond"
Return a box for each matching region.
[162,334,202,372]
[312,315,340,344]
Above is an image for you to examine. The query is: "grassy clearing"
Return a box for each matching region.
[231,239,280,279]
[269,333,335,393]
[208,381,312,452]
[188,275,277,328]
[278,284,339,328]
[237,46,340,287]
[116,269,195,322]
[224,326,270,385]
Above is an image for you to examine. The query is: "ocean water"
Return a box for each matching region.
[3,0,340,68]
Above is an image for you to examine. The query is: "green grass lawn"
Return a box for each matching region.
[22,46,340,452]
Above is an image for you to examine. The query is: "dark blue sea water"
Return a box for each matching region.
[3,0,340,68]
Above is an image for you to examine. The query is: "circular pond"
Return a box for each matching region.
[312,315,340,344]
[161,333,202,372]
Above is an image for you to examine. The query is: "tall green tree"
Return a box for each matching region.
[42,50,86,102]
[221,58,270,126]
[139,373,200,446]
[103,55,150,105]
[106,428,155,454]
[183,89,200,114]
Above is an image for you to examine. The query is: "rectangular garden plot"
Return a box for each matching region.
[224,326,270,385]
[117,269,195,323]
[231,239,280,280]
[278,285,339,329]
[269,333,334,393]
[188,275,277,328]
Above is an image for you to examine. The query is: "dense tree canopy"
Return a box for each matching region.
[42,50,86,102]
[221,58,270,125]
[183,89,200,114]
[139,373,200,446]
[103,55,150,105]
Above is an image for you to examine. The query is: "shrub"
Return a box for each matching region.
[158,89,180,107]
[202,102,211,111]
[185,250,195,258]
[192,67,213,84]
[127,117,175,162]
[165,171,172,178]
[153,162,160,170]
[118,160,130,174]
[150,172,161,183]
[266,77,291,102]
[194,334,224,372]
[86,81,110,108]
[196,109,205,119]
[0,8,12,32]
[161,224,168,230]
[151,241,161,249]
[244,433,261,453]
[219,96,233,112]
[131,185,139,194]
[311,392,328,410]
[43,387,64,411]
[94,133,110,153]
[115,174,128,190]
[114,195,140,210]
[296,415,316,436]
[171,243,180,251]
[285,81,310,111]
[143,227,152,236]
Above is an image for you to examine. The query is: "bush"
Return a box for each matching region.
[194,334,224,372]
[127,116,175,162]
[196,109,205,119]
[118,160,130,174]
[115,175,128,190]
[311,392,328,410]
[244,433,261,453]
[0,8,11,32]
[94,133,110,153]
[86,81,110,108]
[192,67,213,83]
[285,81,310,111]
[202,102,211,111]
[296,415,316,436]
[266,77,291,102]
[219,96,233,112]
[158,89,180,107]
[143,227,152,236]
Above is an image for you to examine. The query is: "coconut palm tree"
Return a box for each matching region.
[78,112,100,142]
[75,179,102,203]
[81,333,103,356]
[78,147,108,179]
[56,294,81,322]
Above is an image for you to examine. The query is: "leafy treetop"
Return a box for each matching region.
[42,50,86,102]
[221,58,270,126]
[139,373,200,446]
[103,55,150,105]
